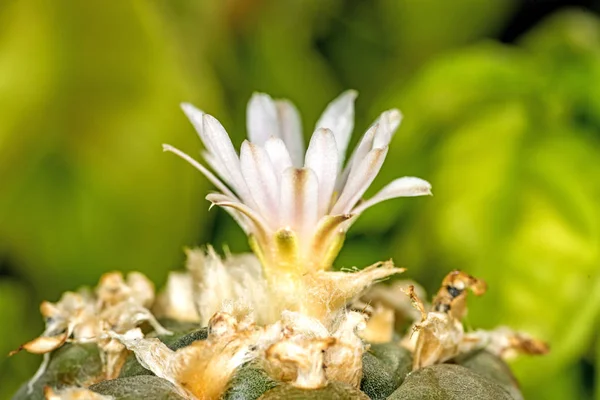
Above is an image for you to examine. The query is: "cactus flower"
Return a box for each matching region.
[163,91,431,322]
[163,91,431,277]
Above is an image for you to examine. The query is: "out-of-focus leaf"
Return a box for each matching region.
[0,279,41,400]
[0,0,221,296]
[520,362,591,400]
[351,10,600,399]
[306,0,517,108]
[159,1,341,139]
[0,0,223,390]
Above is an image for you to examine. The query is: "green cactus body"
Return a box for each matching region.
[14,326,524,400]
[90,376,187,400]
[12,344,104,400]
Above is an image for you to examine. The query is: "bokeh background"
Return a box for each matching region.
[1,0,599,398]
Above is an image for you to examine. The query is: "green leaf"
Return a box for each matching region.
[0,280,41,400]
[358,11,600,397]
[0,0,220,299]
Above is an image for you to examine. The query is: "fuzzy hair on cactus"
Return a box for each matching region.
[11,91,547,400]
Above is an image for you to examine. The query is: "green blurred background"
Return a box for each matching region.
[1,0,599,398]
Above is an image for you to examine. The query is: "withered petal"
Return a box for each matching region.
[19,333,69,355]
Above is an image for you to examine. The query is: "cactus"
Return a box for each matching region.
[12,91,547,400]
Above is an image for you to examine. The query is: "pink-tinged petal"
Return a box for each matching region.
[247,93,280,146]
[304,128,339,217]
[373,109,403,149]
[240,140,280,226]
[330,147,388,215]
[315,90,357,165]
[202,150,234,187]
[202,115,255,206]
[352,177,432,215]
[338,109,403,191]
[206,193,271,239]
[265,137,293,178]
[162,144,238,200]
[337,123,377,192]
[181,103,230,179]
[280,168,319,239]
[275,99,304,167]
[180,103,208,148]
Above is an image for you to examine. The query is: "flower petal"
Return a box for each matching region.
[247,93,279,146]
[202,114,255,206]
[180,103,252,201]
[373,109,403,149]
[202,150,234,187]
[304,128,339,217]
[264,137,293,178]
[315,90,357,166]
[19,332,69,354]
[181,103,229,178]
[330,147,388,215]
[352,177,432,215]
[336,123,377,192]
[275,99,304,167]
[180,103,207,146]
[162,144,238,200]
[280,168,319,239]
[338,109,402,191]
[240,140,280,226]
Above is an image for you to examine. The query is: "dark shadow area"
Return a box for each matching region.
[500,0,600,42]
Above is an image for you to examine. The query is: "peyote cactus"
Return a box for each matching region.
[12,91,547,400]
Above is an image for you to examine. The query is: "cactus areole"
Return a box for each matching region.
[12,91,547,400]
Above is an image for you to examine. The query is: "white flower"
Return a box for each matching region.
[164,90,431,275]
